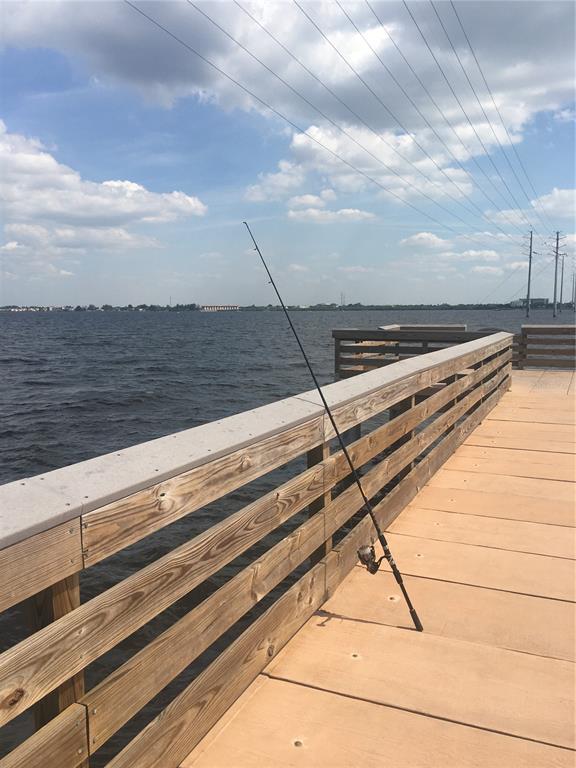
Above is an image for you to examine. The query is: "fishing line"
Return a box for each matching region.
[244,221,423,632]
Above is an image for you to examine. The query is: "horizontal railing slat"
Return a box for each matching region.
[0,521,82,613]
[0,703,88,768]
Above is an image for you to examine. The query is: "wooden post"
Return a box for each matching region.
[307,442,332,564]
[334,338,341,380]
[26,573,88,765]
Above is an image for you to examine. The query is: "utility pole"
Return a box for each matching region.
[559,253,565,313]
[525,230,533,318]
[553,231,559,318]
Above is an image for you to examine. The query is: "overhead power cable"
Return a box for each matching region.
[293,0,528,239]
[401,0,537,233]
[364,0,529,237]
[449,0,556,233]
[122,0,502,243]
[233,0,520,244]
[185,0,491,237]
[332,0,522,244]
[429,0,548,234]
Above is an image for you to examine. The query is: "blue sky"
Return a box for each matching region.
[1,0,574,306]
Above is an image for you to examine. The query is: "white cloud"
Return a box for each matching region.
[0,121,206,279]
[245,161,306,202]
[472,265,504,275]
[288,263,309,272]
[534,188,575,219]
[288,207,375,223]
[400,232,451,249]
[287,194,326,209]
[337,265,374,273]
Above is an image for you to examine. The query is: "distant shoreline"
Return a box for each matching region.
[1,302,568,313]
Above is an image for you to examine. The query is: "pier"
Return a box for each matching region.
[0,326,574,767]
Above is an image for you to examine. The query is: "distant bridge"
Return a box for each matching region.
[200,304,240,312]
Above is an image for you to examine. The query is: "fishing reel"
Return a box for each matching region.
[357,544,384,575]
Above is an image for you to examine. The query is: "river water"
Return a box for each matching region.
[0,306,571,761]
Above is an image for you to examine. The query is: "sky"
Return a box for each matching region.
[0,0,575,306]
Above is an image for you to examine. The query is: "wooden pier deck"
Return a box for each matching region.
[181,369,575,768]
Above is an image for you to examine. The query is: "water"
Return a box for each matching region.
[0,306,570,761]
[1,307,568,486]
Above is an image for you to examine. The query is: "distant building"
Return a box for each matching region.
[509,298,549,308]
[200,304,240,312]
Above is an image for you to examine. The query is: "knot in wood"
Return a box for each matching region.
[267,644,275,657]
[4,688,25,707]
[240,455,252,470]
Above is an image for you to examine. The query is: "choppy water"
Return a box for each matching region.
[0,306,570,762]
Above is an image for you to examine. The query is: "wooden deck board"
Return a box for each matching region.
[406,485,575,526]
[429,468,575,503]
[389,506,575,559]
[322,569,576,661]
[486,408,575,425]
[181,677,573,768]
[181,368,576,768]
[379,533,575,600]
[264,616,575,749]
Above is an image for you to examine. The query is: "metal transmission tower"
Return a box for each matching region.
[524,231,533,318]
[552,232,567,317]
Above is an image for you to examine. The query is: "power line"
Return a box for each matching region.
[332,0,522,244]
[401,0,536,232]
[364,0,529,238]
[233,0,521,244]
[448,0,556,233]
[429,0,548,234]
[122,0,497,242]
[186,0,491,236]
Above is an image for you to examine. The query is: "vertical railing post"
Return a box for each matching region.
[307,441,332,564]
[334,337,341,380]
[27,573,89,765]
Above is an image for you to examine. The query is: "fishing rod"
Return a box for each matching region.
[244,222,423,632]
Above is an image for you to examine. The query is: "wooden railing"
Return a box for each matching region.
[514,325,576,369]
[333,327,488,380]
[0,332,513,768]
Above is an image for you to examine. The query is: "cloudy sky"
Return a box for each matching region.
[1,0,574,306]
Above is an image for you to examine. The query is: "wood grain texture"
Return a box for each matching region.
[106,562,330,768]
[0,704,88,768]
[82,414,324,566]
[266,615,575,749]
[0,457,329,728]
[0,521,82,613]
[26,573,86,736]
[181,677,573,768]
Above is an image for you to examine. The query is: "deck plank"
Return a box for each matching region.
[378,533,575,600]
[389,506,575,559]
[181,677,573,768]
[322,569,575,661]
[265,616,574,749]
[429,468,575,503]
[442,454,574,482]
[406,485,575,526]
[485,407,575,425]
